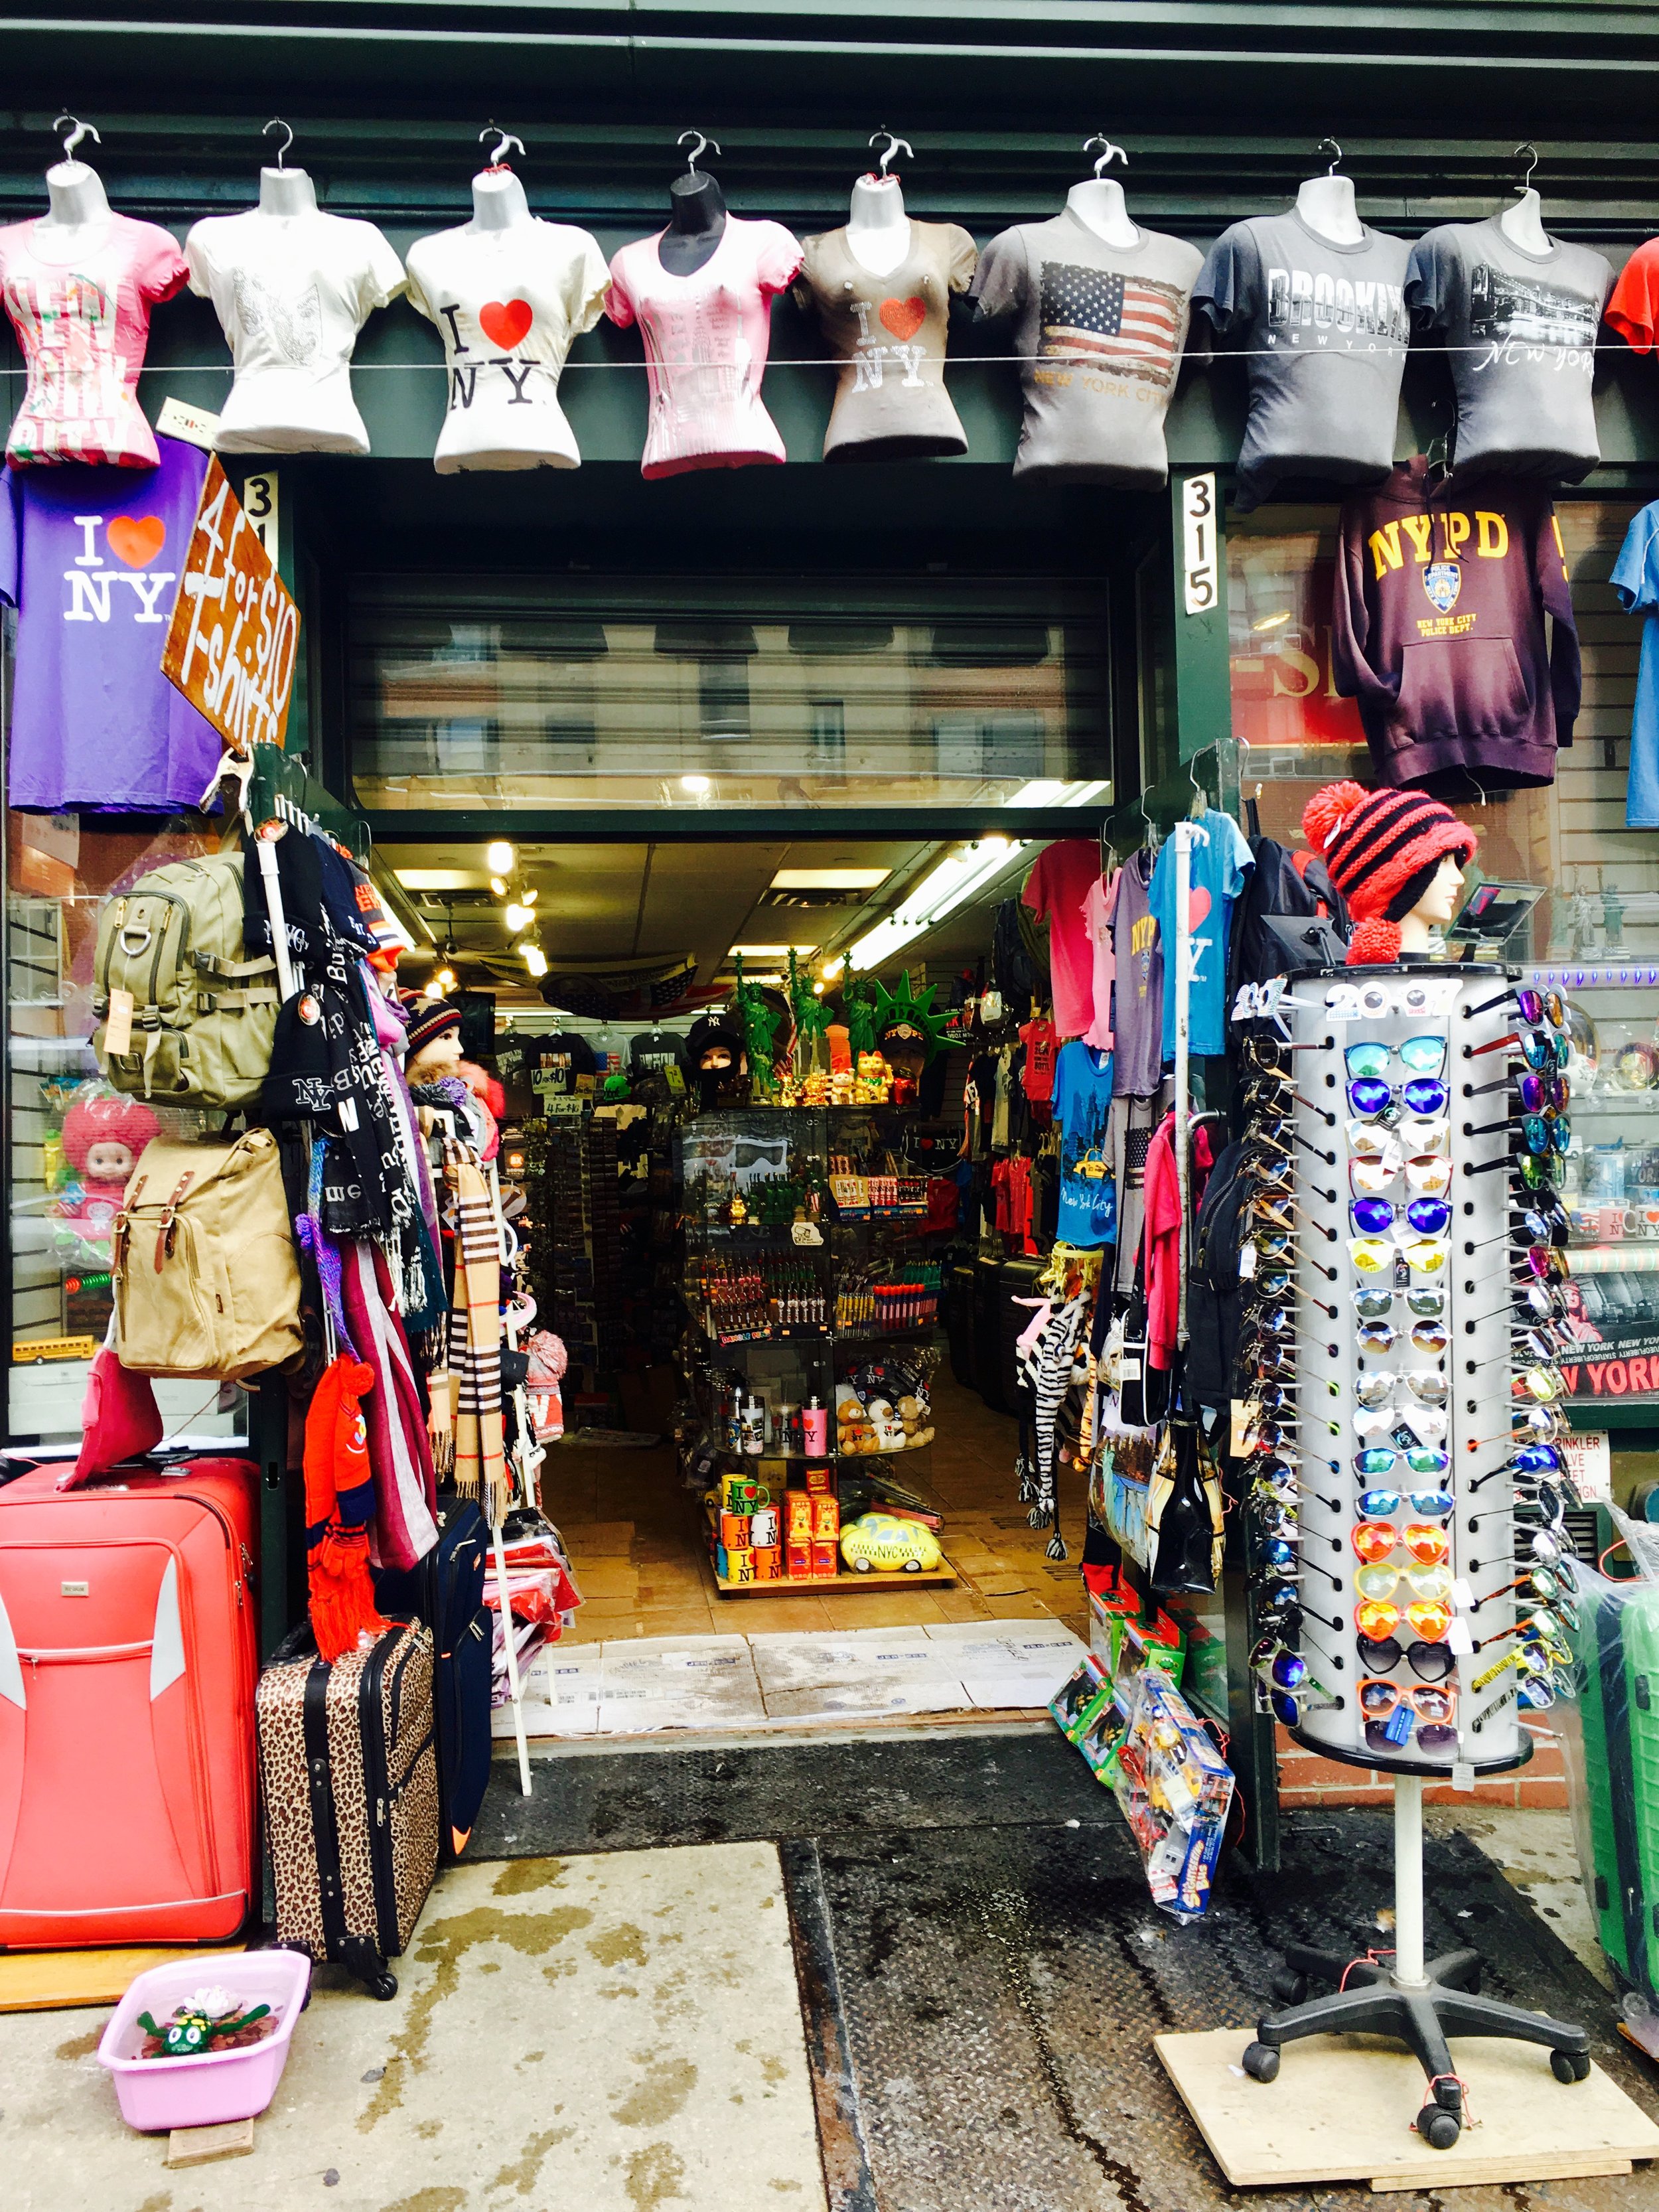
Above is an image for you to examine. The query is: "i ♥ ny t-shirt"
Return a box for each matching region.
[185,208,406,455]
[0,212,189,468]
[404,218,611,472]
[0,433,224,810]
[605,218,803,479]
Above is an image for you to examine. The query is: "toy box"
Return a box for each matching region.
[1048,1653,1113,1745]
[786,1539,812,1579]
[785,1493,814,1542]
[1110,1670,1234,1922]
[810,1538,839,1578]
[810,1495,840,1542]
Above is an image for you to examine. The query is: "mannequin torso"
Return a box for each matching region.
[470,167,530,233]
[257,165,318,220]
[845,173,910,276]
[659,172,726,276]
[33,161,113,263]
[1498,186,1551,258]
[1064,177,1138,251]
[1295,172,1364,248]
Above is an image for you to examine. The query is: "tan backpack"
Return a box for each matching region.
[112,1129,303,1381]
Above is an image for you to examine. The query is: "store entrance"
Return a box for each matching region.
[384,828,1094,1728]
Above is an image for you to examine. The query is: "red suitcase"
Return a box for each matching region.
[0,1459,259,1949]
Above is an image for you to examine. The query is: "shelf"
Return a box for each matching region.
[711,1554,958,1596]
[701,1324,831,1345]
[695,1439,934,1465]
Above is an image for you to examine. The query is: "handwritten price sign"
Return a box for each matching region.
[162,459,299,751]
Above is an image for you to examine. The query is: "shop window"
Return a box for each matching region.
[346,576,1110,813]
[3,812,247,1445]
[1227,495,1659,1412]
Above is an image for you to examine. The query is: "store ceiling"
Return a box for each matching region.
[381,837,965,1006]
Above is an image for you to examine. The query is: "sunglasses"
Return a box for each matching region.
[1467,1028,1571,1072]
[1348,1118,1450,1162]
[1264,1683,1344,1727]
[1350,1195,1455,1239]
[1354,1369,1450,1410]
[1359,1676,1458,1724]
[1348,1076,1451,1122]
[1357,1632,1457,1682]
[1355,1562,1456,1604]
[1353,1286,1447,1321]
[1356,1486,1456,1520]
[1355,1444,1451,1479]
[1356,1595,1454,1643]
[1352,1520,1452,1567]
[1346,1038,1449,1082]
[1350,1155,1455,1199]
[1356,1318,1451,1355]
[1513,1365,1565,1404]
[1366,1712,1460,1755]
[1470,1673,1565,1727]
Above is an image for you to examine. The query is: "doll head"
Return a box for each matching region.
[61,1094,160,1185]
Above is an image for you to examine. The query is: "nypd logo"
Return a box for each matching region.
[1423,561,1462,615]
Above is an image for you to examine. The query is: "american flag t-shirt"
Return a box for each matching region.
[1039,261,1184,387]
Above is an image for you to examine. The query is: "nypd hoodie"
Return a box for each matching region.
[1331,456,1580,794]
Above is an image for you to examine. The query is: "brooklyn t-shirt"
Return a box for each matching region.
[1405,220,1613,482]
[970,212,1203,486]
[1192,211,1411,511]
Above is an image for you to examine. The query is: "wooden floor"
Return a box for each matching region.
[540,1366,1092,1644]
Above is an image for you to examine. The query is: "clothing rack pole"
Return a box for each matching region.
[1172,818,1196,1350]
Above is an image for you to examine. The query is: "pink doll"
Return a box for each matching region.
[56,1094,160,1260]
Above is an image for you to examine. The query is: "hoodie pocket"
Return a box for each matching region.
[1390,636,1531,750]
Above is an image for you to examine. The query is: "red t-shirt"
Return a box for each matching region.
[1608,240,1659,354]
[1021,840,1102,1041]
[1019,1017,1059,1102]
[1143,1116,1212,1372]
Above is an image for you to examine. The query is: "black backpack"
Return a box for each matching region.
[1226,838,1351,999]
[1184,1136,1254,1410]
[991,897,1048,1005]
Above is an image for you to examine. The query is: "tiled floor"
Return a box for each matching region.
[540,1366,1092,1645]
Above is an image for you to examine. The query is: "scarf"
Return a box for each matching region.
[445,1143,508,1525]
[340,1238,439,1571]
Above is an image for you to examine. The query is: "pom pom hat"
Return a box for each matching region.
[1302,780,1478,966]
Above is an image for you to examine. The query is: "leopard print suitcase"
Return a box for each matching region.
[256,1619,439,1998]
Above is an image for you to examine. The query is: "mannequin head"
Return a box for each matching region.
[471,165,530,232]
[1302,780,1478,966]
[259,165,318,218]
[402,994,465,1082]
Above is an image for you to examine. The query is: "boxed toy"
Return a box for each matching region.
[1048,1653,1113,1745]
[786,1540,812,1579]
[810,1538,838,1578]
[810,1495,840,1542]
[1110,1670,1234,1922]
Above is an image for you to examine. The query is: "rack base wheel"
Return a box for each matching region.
[1551,2047,1592,2083]
[1241,2040,1280,2083]
[1269,1968,1309,2007]
[1416,2104,1462,2151]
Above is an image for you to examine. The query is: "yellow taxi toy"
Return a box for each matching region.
[839,1512,942,1575]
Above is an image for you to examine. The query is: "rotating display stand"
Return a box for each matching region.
[1239,962,1589,2149]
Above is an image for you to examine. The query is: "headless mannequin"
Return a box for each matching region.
[659,169,725,277]
[1498,186,1551,257]
[1394,855,1465,956]
[1295,169,1364,248]
[1065,175,1138,251]
[257,164,318,219]
[846,172,910,277]
[33,158,112,264]
[470,165,531,234]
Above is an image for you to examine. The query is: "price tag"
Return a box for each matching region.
[1238,1242,1258,1281]
[1230,1399,1254,1456]
[665,1063,685,1096]
[1448,1617,1475,1657]
[1450,1578,1475,1613]
[1451,1761,1477,1793]
[104,987,134,1057]
[791,1221,823,1246]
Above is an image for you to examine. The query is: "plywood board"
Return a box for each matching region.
[1155,2027,1659,2191]
[0,1944,244,2014]
[713,1559,956,1596]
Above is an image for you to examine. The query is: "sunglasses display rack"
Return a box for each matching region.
[1238,963,1589,2149]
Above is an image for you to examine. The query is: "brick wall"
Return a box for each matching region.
[1275,1725,1567,1812]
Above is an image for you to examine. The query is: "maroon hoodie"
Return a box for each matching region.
[1332,457,1580,794]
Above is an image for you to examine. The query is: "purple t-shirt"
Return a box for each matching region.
[1110,847,1165,1098]
[0,433,222,811]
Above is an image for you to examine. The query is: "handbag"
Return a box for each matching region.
[1147,1387,1225,1595]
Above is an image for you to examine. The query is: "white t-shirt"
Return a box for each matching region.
[185,208,405,455]
[403,218,611,472]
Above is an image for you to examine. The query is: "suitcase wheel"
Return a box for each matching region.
[370,1970,399,2001]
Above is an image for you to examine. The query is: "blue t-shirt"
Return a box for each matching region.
[1053,1040,1116,1248]
[1613,502,1659,829]
[1149,808,1253,1059]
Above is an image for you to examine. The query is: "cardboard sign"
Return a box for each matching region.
[161,459,299,752]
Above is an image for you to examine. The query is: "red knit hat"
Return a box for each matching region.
[1302,781,1478,966]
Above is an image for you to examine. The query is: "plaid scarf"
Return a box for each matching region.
[445,1143,508,1524]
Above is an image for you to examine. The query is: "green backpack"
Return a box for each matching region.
[92,850,281,1107]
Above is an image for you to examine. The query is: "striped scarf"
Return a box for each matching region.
[445,1144,508,1525]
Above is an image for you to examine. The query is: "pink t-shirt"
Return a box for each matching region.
[0,214,189,468]
[1082,870,1117,1051]
[1021,838,1103,1041]
[605,217,802,479]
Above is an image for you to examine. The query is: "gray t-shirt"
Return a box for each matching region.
[793,222,978,461]
[1192,210,1411,511]
[1405,219,1613,482]
[969,212,1204,486]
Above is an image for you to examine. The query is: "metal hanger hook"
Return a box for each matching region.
[677,129,721,177]
[1083,134,1127,180]
[52,114,100,165]
[479,122,526,169]
[1514,142,1540,194]
[263,118,295,171]
[868,127,914,180]
[1318,137,1343,176]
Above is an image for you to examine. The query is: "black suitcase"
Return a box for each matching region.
[999,1256,1050,1414]
[974,1255,1008,1412]
[374,1498,493,1861]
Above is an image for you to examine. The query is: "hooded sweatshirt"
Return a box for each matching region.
[1331,457,1579,795]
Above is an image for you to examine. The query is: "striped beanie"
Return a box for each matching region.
[1302,781,1477,966]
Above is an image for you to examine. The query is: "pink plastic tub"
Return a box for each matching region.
[96,1949,311,2131]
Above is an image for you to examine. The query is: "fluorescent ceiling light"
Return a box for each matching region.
[729,942,818,958]
[848,838,1025,970]
[1004,778,1112,808]
[771,867,890,890]
[1252,610,1293,632]
[681,774,712,795]
[395,868,490,891]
